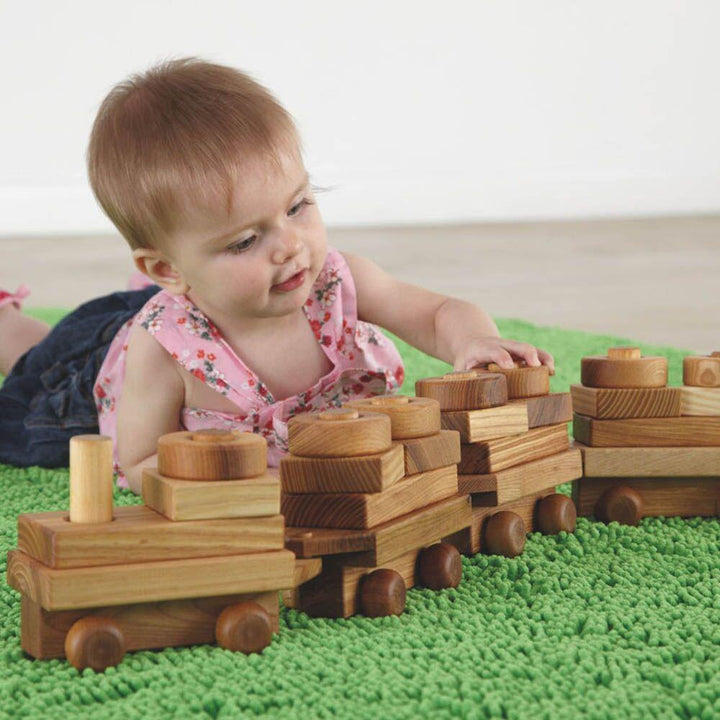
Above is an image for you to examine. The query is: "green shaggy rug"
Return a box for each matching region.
[0,309,717,720]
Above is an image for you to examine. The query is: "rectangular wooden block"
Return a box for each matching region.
[18,505,284,569]
[572,477,720,518]
[681,387,720,416]
[458,423,569,474]
[20,591,280,660]
[458,448,583,505]
[441,404,529,443]
[570,384,681,419]
[575,442,720,477]
[7,548,296,611]
[508,393,573,428]
[279,445,404,493]
[281,464,458,530]
[143,469,280,521]
[573,414,720,447]
[397,430,462,475]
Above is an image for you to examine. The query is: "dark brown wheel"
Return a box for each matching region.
[64,616,125,671]
[359,568,406,617]
[215,601,273,653]
[417,542,462,590]
[484,511,526,557]
[537,493,577,534]
[595,485,643,525]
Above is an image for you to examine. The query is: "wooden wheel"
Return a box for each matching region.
[537,493,577,535]
[595,485,643,525]
[359,569,406,617]
[417,542,462,590]
[484,511,526,557]
[215,601,273,654]
[64,616,125,671]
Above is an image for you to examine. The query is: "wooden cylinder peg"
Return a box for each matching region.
[536,493,577,535]
[359,568,406,617]
[607,347,642,360]
[215,602,272,654]
[683,355,720,388]
[157,429,267,481]
[65,617,125,671]
[484,511,526,557]
[415,372,507,411]
[595,485,643,525]
[343,395,441,439]
[581,351,667,389]
[69,435,114,524]
[417,542,462,590]
[318,408,360,421]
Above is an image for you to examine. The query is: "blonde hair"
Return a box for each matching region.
[87,56,300,253]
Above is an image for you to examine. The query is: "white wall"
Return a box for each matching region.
[1,0,719,235]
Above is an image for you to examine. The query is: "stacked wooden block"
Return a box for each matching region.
[572,348,720,524]
[6,430,319,671]
[281,399,472,618]
[416,364,581,556]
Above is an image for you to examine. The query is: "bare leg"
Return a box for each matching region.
[0,305,51,376]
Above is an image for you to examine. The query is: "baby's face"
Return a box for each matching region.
[166,147,327,330]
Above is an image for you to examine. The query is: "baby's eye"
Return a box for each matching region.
[227,236,257,254]
[288,198,313,217]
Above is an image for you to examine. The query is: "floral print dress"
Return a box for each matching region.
[94,246,405,488]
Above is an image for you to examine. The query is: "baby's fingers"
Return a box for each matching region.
[500,340,541,367]
[536,347,555,373]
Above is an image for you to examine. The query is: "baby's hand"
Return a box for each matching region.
[453,336,555,374]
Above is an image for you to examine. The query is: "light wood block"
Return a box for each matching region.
[570,384,681,419]
[7,549,296,611]
[343,396,441,439]
[441,403,529,443]
[581,353,668,388]
[142,469,280,521]
[286,494,471,567]
[397,430,462,475]
[279,445,404,494]
[509,393,573,428]
[415,371,508,411]
[293,558,323,587]
[17,505,284,569]
[574,442,720,477]
[683,354,720,388]
[573,414,720,447]
[281,464,458,530]
[681,387,720,416]
[20,592,280,660]
[69,435,113,523]
[459,423,569,474]
[573,477,720,518]
[458,448,583,505]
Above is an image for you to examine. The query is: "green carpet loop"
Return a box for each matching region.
[0,309,718,718]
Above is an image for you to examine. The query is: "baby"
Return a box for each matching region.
[0,57,553,494]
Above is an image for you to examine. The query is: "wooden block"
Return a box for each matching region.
[7,549,296,611]
[415,371,508,411]
[397,430,461,475]
[681,387,720,416]
[683,354,720,387]
[570,384,681,419]
[281,464,458,530]
[575,442,720,477]
[508,393,573,428]
[441,403,529,443]
[20,591,280,660]
[581,351,668,388]
[285,526,375,558]
[293,558,323,587]
[573,413,720,447]
[458,448,583,505]
[483,363,550,398]
[288,409,392,457]
[343,396,441,439]
[279,445,404,494]
[458,423,569,474]
[572,477,720,519]
[17,505,284,569]
[142,469,280,521]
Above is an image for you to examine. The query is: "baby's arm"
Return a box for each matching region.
[116,323,185,494]
[342,251,554,373]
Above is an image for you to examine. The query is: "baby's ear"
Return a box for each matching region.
[132,248,190,295]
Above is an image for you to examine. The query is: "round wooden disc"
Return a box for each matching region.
[287,410,392,458]
[359,568,406,617]
[581,353,668,388]
[415,372,508,411]
[215,602,272,654]
[484,363,551,399]
[484,511,526,557]
[683,355,720,388]
[595,485,643,525]
[343,395,440,439]
[417,542,462,590]
[536,493,577,535]
[65,616,125,671]
[157,429,267,481]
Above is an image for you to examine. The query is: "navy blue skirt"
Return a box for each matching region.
[0,285,160,468]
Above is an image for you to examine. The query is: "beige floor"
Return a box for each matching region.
[2,214,719,353]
